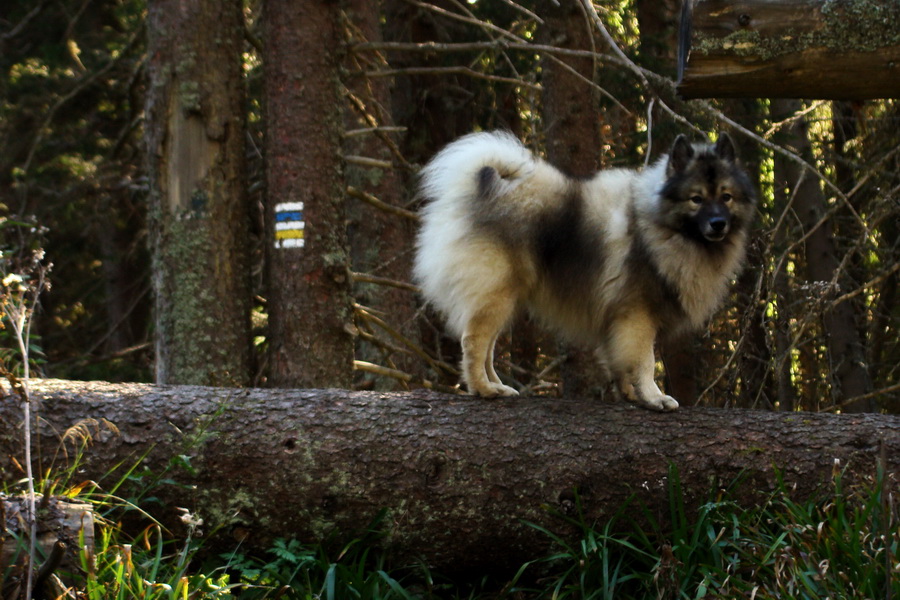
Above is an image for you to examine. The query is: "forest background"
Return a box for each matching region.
[1,0,899,415]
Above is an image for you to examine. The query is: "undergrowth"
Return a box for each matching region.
[2,452,896,600]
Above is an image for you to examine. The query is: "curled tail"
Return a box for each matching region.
[417,130,536,206]
[413,131,538,336]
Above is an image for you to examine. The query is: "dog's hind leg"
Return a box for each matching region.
[461,296,518,397]
[485,333,503,384]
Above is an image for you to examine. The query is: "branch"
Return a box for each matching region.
[347,186,420,221]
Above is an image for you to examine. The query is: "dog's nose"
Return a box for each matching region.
[709,217,727,233]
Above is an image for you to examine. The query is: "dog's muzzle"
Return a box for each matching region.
[703,217,729,242]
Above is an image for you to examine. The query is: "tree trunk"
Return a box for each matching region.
[343,0,422,389]
[771,122,800,412]
[145,0,251,386]
[263,0,354,388]
[722,102,770,409]
[771,99,874,412]
[678,0,900,99]
[537,0,606,399]
[2,379,897,574]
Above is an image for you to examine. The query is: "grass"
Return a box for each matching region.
[3,454,896,600]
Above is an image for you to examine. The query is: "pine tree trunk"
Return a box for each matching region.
[537,1,606,399]
[343,0,422,388]
[771,99,874,412]
[145,0,250,386]
[263,0,354,388]
[2,379,897,574]
[771,121,800,412]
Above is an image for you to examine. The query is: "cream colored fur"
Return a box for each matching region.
[414,131,751,410]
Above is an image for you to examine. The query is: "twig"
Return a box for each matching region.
[356,328,410,360]
[821,382,900,413]
[343,91,412,169]
[354,303,459,377]
[344,126,407,138]
[354,360,462,395]
[32,540,66,599]
[344,155,395,169]
[578,0,649,88]
[697,330,749,407]
[354,359,413,382]
[1,258,49,600]
[401,0,521,43]
[497,0,543,24]
[763,101,827,138]
[352,272,421,294]
[353,39,615,63]
[0,0,47,40]
[347,186,420,221]
[363,65,541,91]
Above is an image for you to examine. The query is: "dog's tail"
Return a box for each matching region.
[413,132,538,337]
[418,130,536,206]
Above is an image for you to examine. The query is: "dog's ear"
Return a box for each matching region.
[667,134,694,175]
[714,133,737,163]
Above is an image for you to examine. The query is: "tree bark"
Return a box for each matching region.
[263,0,354,388]
[2,379,897,574]
[1,496,94,576]
[537,0,606,399]
[343,0,422,388]
[678,0,900,99]
[771,99,874,412]
[145,0,251,386]
[771,121,800,412]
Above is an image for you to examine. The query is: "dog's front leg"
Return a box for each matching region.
[608,312,679,411]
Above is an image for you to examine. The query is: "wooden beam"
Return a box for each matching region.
[678,0,900,99]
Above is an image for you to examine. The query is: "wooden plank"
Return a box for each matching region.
[678,0,900,99]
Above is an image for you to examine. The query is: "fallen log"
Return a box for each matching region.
[1,496,94,557]
[1,379,898,573]
[677,0,900,99]
[1,495,94,599]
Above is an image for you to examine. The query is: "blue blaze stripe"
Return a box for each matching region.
[275,211,303,222]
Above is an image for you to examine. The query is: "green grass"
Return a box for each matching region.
[3,455,897,599]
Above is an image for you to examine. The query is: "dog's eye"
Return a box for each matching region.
[721,193,733,203]
[690,195,703,205]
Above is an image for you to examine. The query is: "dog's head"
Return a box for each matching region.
[660,134,756,245]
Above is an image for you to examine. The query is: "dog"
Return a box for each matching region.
[413,131,755,411]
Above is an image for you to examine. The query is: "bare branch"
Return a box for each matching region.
[347,186,420,221]
[352,272,421,294]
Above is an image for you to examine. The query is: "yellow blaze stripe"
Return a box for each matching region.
[275,229,305,240]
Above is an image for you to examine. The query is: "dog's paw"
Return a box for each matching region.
[644,395,679,412]
[471,382,520,398]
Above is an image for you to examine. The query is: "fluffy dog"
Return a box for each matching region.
[413,131,755,410]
